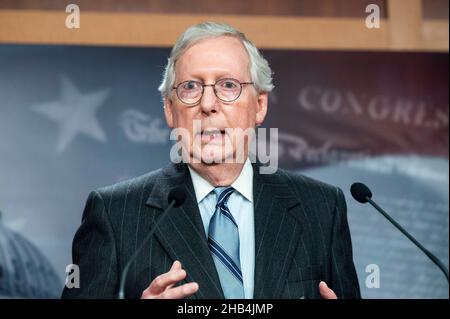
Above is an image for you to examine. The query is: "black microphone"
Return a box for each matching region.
[350,182,449,282]
[118,187,187,299]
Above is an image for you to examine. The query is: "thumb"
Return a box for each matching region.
[171,260,182,271]
[319,281,338,299]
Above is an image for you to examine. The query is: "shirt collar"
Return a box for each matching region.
[188,158,254,203]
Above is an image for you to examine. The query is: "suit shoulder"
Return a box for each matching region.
[275,168,341,198]
[94,168,163,200]
[274,169,346,224]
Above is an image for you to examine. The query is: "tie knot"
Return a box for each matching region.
[214,187,234,208]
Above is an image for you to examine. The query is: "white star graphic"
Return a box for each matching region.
[32,76,109,153]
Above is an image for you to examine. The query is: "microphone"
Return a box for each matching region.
[118,187,187,299]
[350,182,449,282]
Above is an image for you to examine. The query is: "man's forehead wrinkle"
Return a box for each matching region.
[177,35,248,59]
[179,68,241,81]
[174,44,250,85]
[176,37,249,68]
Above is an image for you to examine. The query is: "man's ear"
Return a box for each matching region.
[255,92,268,125]
[163,96,175,129]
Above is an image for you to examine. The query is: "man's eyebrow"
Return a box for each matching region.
[179,74,241,83]
[176,76,203,83]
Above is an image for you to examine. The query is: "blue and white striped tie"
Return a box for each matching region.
[208,187,244,299]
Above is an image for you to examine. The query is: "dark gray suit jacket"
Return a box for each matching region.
[62,162,361,299]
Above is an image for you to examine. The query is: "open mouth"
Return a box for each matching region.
[199,129,227,142]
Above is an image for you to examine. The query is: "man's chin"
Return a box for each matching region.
[200,154,231,165]
[190,147,235,165]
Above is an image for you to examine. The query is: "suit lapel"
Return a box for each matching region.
[252,165,303,299]
[144,162,303,299]
[145,163,224,299]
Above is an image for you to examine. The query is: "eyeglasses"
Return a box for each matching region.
[172,78,254,105]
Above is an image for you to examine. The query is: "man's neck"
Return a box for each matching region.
[188,161,246,187]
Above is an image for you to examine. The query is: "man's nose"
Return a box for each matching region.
[199,85,218,114]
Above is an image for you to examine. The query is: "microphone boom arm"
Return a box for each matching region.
[366,197,449,282]
[118,200,176,299]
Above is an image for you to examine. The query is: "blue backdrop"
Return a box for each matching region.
[0,44,448,298]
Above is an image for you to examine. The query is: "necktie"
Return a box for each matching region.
[208,187,244,298]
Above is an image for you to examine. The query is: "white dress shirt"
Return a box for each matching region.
[187,159,255,299]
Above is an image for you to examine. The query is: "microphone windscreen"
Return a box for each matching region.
[168,187,187,207]
[350,182,372,203]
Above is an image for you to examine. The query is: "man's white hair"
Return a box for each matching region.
[158,22,274,99]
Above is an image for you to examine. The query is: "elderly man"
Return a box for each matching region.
[62,22,360,299]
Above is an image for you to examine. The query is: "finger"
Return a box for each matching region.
[319,281,338,299]
[171,260,182,271]
[166,261,184,289]
[159,282,199,299]
[146,268,187,296]
[142,261,184,298]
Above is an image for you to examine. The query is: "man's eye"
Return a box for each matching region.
[221,81,237,89]
[183,81,197,90]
